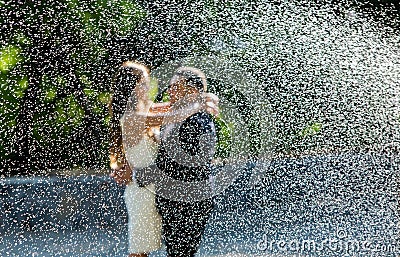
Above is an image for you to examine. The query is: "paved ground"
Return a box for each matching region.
[1,153,398,257]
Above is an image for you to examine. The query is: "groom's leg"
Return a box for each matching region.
[156,197,183,257]
[157,197,213,257]
[181,201,213,256]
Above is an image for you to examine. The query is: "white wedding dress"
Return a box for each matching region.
[124,136,162,253]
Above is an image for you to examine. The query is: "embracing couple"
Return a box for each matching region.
[109,61,219,257]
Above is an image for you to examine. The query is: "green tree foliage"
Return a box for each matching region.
[0,0,146,175]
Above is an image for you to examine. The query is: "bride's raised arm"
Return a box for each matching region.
[133,92,220,127]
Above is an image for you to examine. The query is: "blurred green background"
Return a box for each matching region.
[1,0,399,176]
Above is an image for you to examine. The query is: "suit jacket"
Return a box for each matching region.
[135,111,216,197]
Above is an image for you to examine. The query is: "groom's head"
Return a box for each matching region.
[168,67,207,104]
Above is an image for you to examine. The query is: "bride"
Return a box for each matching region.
[109,61,219,257]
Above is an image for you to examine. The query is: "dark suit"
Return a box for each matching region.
[136,111,216,257]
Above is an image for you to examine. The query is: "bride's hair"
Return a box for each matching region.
[109,61,150,167]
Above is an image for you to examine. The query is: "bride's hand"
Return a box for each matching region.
[203,92,219,117]
[110,163,133,185]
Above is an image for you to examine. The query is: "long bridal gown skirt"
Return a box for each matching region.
[124,137,162,253]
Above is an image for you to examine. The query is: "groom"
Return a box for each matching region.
[135,67,217,257]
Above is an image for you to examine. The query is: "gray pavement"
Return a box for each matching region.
[1,153,398,257]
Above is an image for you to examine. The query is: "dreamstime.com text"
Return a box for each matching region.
[257,231,399,255]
